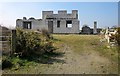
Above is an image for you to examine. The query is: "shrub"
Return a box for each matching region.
[41,29,51,40]
[41,41,55,53]
[2,56,29,70]
[13,28,54,57]
[3,28,56,69]
[2,56,13,69]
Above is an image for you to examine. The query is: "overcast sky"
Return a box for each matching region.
[0,2,118,29]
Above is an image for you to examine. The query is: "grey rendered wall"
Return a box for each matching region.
[16,19,48,30]
[32,20,48,30]
[72,10,78,19]
[72,19,80,33]
[16,20,23,28]
[53,19,79,34]
[42,11,53,19]
[52,10,77,19]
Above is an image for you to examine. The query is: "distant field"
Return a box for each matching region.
[3,35,118,74]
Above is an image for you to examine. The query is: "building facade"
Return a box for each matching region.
[16,10,80,34]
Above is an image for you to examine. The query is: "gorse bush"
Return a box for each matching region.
[14,28,54,57]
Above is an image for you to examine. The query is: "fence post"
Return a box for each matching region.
[11,30,16,55]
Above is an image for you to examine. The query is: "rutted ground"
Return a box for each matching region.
[3,35,118,74]
[41,35,118,74]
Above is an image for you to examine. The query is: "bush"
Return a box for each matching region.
[2,56,13,69]
[2,56,29,70]
[41,29,51,40]
[13,28,54,57]
[3,28,56,69]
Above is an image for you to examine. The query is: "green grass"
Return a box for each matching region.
[2,50,64,73]
[53,35,100,53]
[53,34,118,62]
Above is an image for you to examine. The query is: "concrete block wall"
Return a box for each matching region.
[42,10,78,19]
[58,10,67,15]
[16,19,23,28]
[32,20,48,30]
[72,10,78,19]
[53,19,79,34]
[42,11,53,19]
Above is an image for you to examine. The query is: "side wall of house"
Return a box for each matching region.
[53,19,79,34]
[16,20,23,28]
[32,20,48,30]
[16,19,48,30]
[42,11,53,19]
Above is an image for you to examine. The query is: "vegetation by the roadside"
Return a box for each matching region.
[2,51,63,71]
[2,28,56,70]
[14,28,54,57]
[91,39,118,62]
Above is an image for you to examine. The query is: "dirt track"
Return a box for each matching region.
[41,43,118,74]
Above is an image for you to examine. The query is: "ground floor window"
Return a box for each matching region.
[23,21,32,29]
[66,20,72,28]
[57,20,60,28]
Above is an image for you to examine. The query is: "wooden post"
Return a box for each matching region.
[11,30,16,55]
